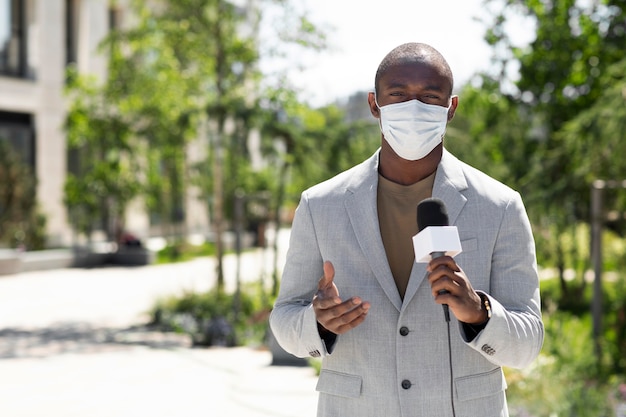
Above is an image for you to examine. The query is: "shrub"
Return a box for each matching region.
[0,140,47,250]
[506,312,613,417]
[155,240,215,264]
[506,275,626,416]
[148,283,273,347]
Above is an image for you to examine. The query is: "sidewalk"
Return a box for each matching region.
[0,342,318,417]
[0,230,320,417]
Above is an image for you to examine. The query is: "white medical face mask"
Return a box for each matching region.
[376,98,450,161]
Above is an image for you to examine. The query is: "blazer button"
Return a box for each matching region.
[399,326,409,336]
[481,344,496,356]
[401,380,412,389]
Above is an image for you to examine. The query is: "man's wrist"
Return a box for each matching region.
[477,292,492,324]
[317,321,331,335]
[463,292,491,325]
[317,322,337,353]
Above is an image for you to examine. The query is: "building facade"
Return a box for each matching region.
[1,0,268,249]
[0,0,117,246]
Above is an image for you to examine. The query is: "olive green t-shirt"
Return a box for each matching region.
[377,172,435,300]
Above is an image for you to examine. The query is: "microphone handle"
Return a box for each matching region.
[431,251,451,322]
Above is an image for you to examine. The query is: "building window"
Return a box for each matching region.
[109,6,123,31]
[65,0,80,66]
[0,111,35,170]
[0,0,27,77]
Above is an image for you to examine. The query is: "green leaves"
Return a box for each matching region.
[0,141,45,249]
[63,0,335,252]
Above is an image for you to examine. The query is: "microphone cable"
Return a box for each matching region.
[444,309,457,417]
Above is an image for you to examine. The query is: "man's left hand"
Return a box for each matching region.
[426,256,488,324]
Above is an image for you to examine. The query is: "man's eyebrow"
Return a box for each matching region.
[424,83,445,92]
[384,81,408,89]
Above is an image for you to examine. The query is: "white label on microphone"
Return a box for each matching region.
[412,226,463,262]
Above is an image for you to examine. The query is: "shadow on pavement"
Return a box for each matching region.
[0,323,192,359]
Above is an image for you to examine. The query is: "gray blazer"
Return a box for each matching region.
[270,149,544,417]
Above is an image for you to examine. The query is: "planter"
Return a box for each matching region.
[110,247,155,266]
[267,327,308,366]
[0,250,22,276]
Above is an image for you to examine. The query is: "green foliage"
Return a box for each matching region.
[506,272,626,416]
[259,87,379,209]
[447,77,533,191]
[539,275,589,316]
[456,1,626,316]
[602,226,626,272]
[0,140,47,249]
[603,277,626,375]
[478,0,626,223]
[62,0,331,294]
[64,65,142,239]
[64,0,282,243]
[155,240,215,264]
[534,222,590,275]
[149,284,273,347]
[506,312,614,417]
[555,57,626,230]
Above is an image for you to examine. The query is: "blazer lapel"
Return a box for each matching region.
[432,150,468,225]
[344,152,403,311]
[402,149,468,307]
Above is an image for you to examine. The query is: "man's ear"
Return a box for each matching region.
[368,92,380,119]
[447,95,459,122]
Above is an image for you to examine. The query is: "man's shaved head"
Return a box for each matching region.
[374,43,454,96]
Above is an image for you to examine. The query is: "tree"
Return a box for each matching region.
[64,0,330,293]
[257,85,379,294]
[64,68,141,242]
[475,0,626,300]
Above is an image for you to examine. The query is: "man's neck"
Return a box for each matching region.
[379,143,442,185]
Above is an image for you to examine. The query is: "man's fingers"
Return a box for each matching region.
[426,255,458,273]
[315,297,363,319]
[315,295,341,309]
[313,261,371,334]
[318,260,335,290]
[318,298,370,335]
[333,311,369,334]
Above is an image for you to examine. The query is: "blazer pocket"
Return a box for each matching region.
[461,238,477,253]
[455,367,507,402]
[316,369,362,398]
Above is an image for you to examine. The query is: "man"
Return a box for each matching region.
[269,42,543,417]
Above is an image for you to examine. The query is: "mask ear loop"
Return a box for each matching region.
[373,90,381,110]
[373,91,384,132]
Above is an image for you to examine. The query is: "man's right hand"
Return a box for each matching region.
[313,261,370,335]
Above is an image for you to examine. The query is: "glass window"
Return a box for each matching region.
[0,111,35,170]
[109,6,122,31]
[65,0,79,66]
[0,0,26,77]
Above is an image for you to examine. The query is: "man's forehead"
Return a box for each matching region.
[380,61,447,83]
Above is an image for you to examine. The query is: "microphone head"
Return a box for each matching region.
[417,198,449,232]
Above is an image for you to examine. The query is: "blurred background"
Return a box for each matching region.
[1,0,626,415]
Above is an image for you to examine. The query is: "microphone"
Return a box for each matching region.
[413,198,462,321]
[414,198,462,261]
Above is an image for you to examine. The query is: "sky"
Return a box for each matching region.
[261,0,532,107]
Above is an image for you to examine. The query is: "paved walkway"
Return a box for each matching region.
[0,230,320,417]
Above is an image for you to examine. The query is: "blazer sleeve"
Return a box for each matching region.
[269,192,332,358]
[459,191,544,369]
